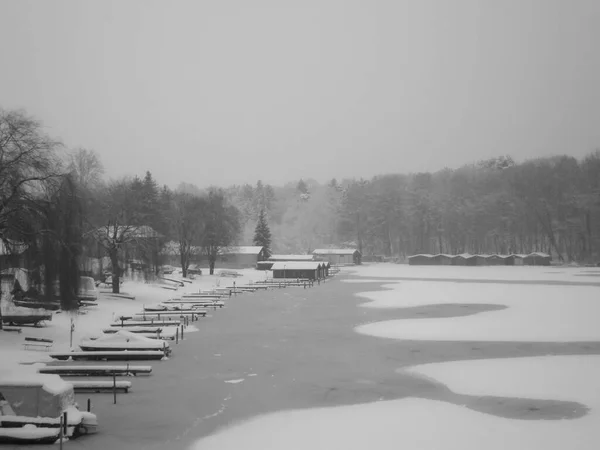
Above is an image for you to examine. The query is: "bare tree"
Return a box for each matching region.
[202,188,241,275]
[0,109,63,328]
[67,147,104,190]
[169,192,206,277]
[89,179,159,293]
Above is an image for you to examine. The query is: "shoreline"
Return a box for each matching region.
[9,272,600,450]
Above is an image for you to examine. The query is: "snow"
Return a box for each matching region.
[0,425,59,440]
[70,380,132,389]
[36,365,152,372]
[224,379,244,384]
[344,263,600,283]
[352,272,600,341]
[80,329,170,349]
[1,268,263,372]
[189,264,600,450]
[406,355,600,406]
[0,369,73,395]
[190,396,593,450]
[189,357,600,450]
[271,261,322,270]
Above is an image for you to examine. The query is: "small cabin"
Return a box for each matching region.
[407,254,436,265]
[523,252,551,266]
[433,254,455,266]
[271,261,323,280]
[312,249,361,265]
[219,246,266,269]
[452,254,477,266]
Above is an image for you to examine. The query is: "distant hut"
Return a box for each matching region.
[219,246,267,269]
[320,261,331,277]
[434,254,455,266]
[271,261,322,280]
[452,253,477,266]
[523,252,551,266]
[268,255,315,262]
[472,254,490,266]
[256,261,274,271]
[407,254,435,266]
[312,249,361,265]
[509,254,527,266]
[485,254,507,266]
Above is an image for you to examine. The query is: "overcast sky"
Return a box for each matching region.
[1,0,599,188]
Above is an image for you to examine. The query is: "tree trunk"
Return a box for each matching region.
[180,252,188,278]
[209,258,215,275]
[109,248,120,294]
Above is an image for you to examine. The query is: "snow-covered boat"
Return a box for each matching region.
[12,299,60,311]
[79,330,171,355]
[2,313,52,326]
[0,372,98,444]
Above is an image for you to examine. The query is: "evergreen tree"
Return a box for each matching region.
[253,209,272,259]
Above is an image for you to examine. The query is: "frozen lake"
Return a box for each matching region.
[190,264,600,450]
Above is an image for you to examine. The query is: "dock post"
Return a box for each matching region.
[113,371,117,404]
[59,415,64,449]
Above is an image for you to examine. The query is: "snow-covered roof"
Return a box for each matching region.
[271,261,322,271]
[527,252,551,258]
[222,246,264,255]
[269,254,314,261]
[408,254,435,258]
[312,248,359,255]
[161,240,202,256]
[0,370,73,395]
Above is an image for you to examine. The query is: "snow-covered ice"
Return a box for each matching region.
[190,355,600,450]
[353,279,600,341]
[189,264,600,450]
[344,263,600,284]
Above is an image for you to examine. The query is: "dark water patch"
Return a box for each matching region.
[68,275,600,450]
[461,395,588,420]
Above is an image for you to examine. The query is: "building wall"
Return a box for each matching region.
[218,253,260,269]
[408,256,435,265]
[272,268,318,280]
[315,253,359,265]
[523,256,551,266]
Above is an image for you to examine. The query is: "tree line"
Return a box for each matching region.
[335,154,600,263]
[0,108,255,312]
[2,106,598,318]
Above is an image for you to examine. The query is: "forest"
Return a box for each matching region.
[1,107,600,311]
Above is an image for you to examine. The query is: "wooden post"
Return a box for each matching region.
[181,324,184,340]
[59,414,64,449]
[113,371,117,404]
[87,398,91,412]
[120,318,125,328]
[176,327,179,344]
[63,411,68,435]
